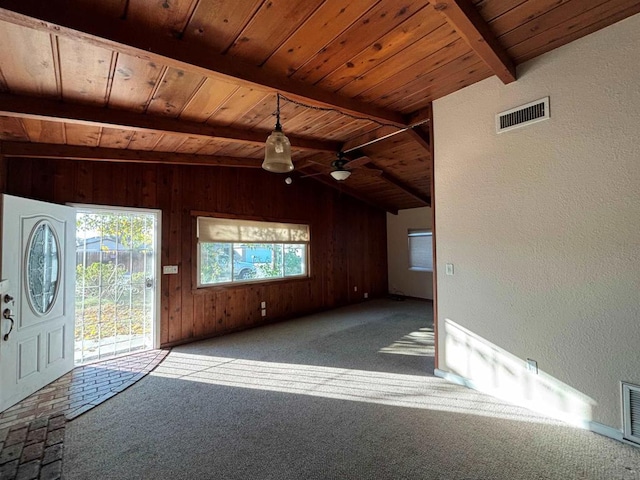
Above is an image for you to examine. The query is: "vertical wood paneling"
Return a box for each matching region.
[6,158,388,347]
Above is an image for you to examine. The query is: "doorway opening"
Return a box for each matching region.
[74,206,160,364]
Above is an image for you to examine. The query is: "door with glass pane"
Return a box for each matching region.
[75,208,159,364]
[0,195,76,412]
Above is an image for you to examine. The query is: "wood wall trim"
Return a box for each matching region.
[428,100,438,369]
[0,93,340,153]
[0,142,263,168]
[0,4,408,127]
[433,0,516,84]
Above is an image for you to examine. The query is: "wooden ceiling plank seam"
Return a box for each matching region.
[290,0,426,86]
[49,34,63,99]
[103,50,119,107]
[15,118,30,142]
[0,92,341,152]
[432,0,516,84]
[0,66,9,93]
[262,0,378,75]
[0,4,408,126]
[173,0,204,40]
[488,0,572,38]
[145,67,207,118]
[0,140,265,167]
[96,126,104,147]
[253,1,328,68]
[510,1,640,64]
[347,37,472,105]
[179,80,240,123]
[220,0,268,55]
[383,53,480,109]
[173,74,209,119]
[384,57,487,111]
[474,0,529,23]
[143,65,169,114]
[228,91,276,130]
[322,6,447,94]
[398,62,493,111]
[183,0,265,55]
[498,0,606,50]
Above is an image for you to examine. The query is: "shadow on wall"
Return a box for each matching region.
[443,319,596,427]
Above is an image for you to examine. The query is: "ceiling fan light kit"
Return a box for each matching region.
[262,93,294,173]
[330,169,351,181]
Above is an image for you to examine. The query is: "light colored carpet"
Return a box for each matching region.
[63,299,640,479]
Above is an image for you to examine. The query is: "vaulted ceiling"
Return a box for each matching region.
[0,0,637,213]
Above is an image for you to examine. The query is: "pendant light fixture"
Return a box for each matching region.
[262,93,294,173]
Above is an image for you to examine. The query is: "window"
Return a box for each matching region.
[197,217,310,286]
[408,229,432,271]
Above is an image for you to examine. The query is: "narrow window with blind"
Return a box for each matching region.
[197,217,310,286]
[408,229,433,272]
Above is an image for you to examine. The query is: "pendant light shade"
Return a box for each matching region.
[263,93,294,173]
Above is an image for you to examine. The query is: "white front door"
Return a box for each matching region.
[0,195,76,412]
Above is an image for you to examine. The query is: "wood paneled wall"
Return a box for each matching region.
[5,158,388,347]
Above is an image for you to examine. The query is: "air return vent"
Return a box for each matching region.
[623,382,640,445]
[496,97,550,133]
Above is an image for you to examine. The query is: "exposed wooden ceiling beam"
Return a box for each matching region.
[365,165,430,206]
[307,173,398,215]
[0,3,408,127]
[432,0,516,84]
[0,141,263,167]
[342,120,430,153]
[0,93,340,153]
[297,155,428,207]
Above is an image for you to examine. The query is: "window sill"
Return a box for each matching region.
[408,268,433,273]
[193,275,312,293]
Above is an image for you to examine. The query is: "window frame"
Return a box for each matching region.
[195,215,311,288]
[407,229,433,272]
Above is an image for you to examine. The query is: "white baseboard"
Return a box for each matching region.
[434,368,633,447]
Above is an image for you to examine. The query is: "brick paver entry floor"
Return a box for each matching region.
[0,349,169,480]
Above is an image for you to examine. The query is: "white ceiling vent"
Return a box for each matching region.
[496,97,550,133]
[623,382,640,445]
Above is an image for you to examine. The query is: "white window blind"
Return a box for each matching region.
[197,217,310,243]
[408,229,432,271]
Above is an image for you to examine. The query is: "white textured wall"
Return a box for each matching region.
[433,14,640,429]
[387,207,433,299]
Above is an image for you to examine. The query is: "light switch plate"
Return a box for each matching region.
[445,263,454,276]
[163,265,178,275]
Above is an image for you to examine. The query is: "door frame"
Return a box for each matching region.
[70,204,162,351]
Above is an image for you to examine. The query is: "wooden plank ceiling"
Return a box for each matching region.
[0,0,638,212]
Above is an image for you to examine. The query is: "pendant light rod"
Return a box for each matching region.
[275,92,282,131]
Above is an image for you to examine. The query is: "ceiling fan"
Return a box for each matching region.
[301,152,381,181]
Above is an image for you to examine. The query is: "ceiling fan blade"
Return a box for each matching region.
[346,155,372,169]
[300,171,325,179]
[359,167,383,176]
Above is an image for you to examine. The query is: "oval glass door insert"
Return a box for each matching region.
[25,221,60,315]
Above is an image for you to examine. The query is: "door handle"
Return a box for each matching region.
[3,308,14,341]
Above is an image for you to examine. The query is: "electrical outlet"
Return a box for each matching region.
[261,309,266,317]
[526,358,538,374]
[261,301,266,309]
[163,265,178,274]
[354,286,358,292]
[364,292,368,299]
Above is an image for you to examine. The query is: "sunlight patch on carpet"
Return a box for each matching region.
[151,351,563,425]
